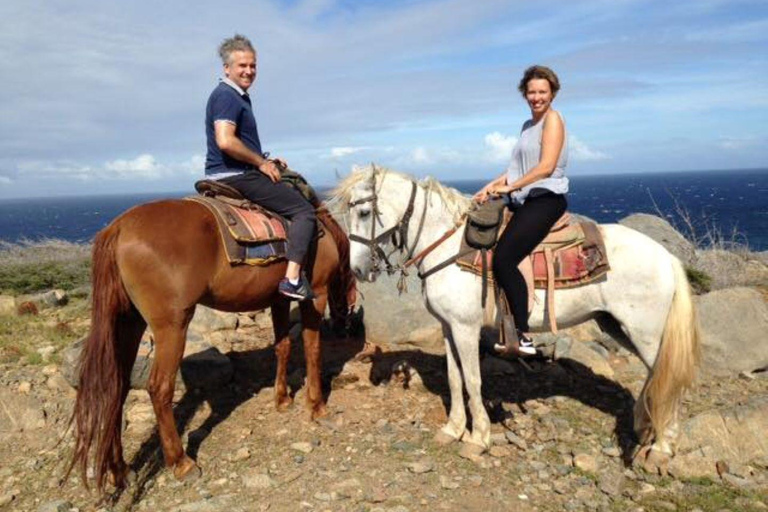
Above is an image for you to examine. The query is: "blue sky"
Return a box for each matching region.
[0,0,766,198]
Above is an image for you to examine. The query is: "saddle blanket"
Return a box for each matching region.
[185,195,288,266]
[457,219,610,289]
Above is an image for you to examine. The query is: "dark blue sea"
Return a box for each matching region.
[1,168,766,251]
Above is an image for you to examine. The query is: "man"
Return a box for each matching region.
[205,34,316,300]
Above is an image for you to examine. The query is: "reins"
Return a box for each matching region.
[347,168,471,294]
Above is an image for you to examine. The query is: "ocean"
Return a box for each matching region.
[1,168,766,251]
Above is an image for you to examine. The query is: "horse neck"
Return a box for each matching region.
[403,182,463,259]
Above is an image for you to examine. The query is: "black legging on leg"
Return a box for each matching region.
[492,191,567,332]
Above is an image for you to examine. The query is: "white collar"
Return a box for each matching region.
[221,77,248,96]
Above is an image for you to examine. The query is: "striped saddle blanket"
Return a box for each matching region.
[187,180,288,265]
[457,213,610,332]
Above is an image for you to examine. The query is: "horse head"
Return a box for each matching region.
[333,164,418,282]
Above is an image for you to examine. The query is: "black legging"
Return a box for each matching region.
[492,191,567,332]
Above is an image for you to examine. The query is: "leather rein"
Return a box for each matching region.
[347,170,466,291]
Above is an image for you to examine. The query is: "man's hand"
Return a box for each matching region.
[259,160,281,182]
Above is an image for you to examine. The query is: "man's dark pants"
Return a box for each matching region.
[221,171,316,264]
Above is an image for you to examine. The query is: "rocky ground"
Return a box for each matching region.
[1,294,768,512]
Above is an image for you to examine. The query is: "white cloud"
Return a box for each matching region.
[0,176,12,185]
[410,147,432,165]
[330,147,365,158]
[105,154,164,179]
[483,132,517,163]
[569,136,610,162]
[718,137,760,150]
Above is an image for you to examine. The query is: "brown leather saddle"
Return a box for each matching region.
[458,212,610,332]
[186,180,289,266]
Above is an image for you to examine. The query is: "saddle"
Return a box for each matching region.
[187,180,289,266]
[458,211,610,332]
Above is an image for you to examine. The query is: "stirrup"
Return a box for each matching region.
[494,316,537,358]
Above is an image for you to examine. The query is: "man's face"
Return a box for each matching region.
[224,50,257,91]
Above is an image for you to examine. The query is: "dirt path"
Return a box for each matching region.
[1,305,767,512]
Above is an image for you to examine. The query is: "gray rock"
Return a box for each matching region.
[357,273,443,350]
[556,338,614,379]
[189,305,239,333]
[694,250,768,290]
[669,395,768,478]
[61,332,233,391]
[696,287,768,376]
[37,500,72,512]
[573,453,599,473]
[598,471,624,496]
[0,390,46,432]
[619,214,695,266]
[241,470,276,489]
[290,442,314,454]
[405,459,435,474]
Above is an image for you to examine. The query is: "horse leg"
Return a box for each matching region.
[300,293,329,420]
[434,322,467,446]
[147,322,200,481]
[272,302,293,411]
[107,312,146,487]
[451,321,491,458]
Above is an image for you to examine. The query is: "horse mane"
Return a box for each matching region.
[329,164,470,223]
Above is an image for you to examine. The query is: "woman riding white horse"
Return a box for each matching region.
[332,165,699,473]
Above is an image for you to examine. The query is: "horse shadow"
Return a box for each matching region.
[366,344,639,462]
[120,320,365,509]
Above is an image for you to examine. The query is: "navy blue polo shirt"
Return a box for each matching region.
[204,79,263,175]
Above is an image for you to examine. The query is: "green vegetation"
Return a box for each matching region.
[685,265,712,294]
[0,240,91,294]
[0,298,88,365]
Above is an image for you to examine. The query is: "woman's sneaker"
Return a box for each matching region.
[517,330,537,356]
[278,274,316,301]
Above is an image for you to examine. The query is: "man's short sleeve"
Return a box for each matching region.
[210,89,240,125]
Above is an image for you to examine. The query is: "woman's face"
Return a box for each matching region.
[525,78,554,116]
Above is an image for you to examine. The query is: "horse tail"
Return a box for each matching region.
[317,206,357,329]
[640,256,701,445]
[66,223,138,491]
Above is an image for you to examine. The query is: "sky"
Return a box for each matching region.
[0,0,766,199]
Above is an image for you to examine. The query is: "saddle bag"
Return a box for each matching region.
[465,198,506,250]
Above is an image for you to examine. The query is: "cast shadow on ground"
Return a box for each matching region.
[366,342,639,461]
[117,322,365,509]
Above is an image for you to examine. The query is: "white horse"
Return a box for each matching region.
[331,164,700,472]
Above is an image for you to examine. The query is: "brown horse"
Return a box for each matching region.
[65,198,354,493]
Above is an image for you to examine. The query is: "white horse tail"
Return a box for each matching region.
[640,256,701,445]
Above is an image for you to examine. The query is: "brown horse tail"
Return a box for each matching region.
[65,223,136,491]
[317,206,357,329]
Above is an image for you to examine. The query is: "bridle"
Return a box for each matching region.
[347,168,420,278]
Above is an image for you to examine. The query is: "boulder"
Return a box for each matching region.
[669,395,768,478]
[188,305,239,333]
[619,213,696,266]
[0,295,15,316]
[19,289,69,309]
[693,249,768,290]
[356,272,443,350]
[695,287,768,376]
[0,390,46,432]
[61,331,233,391]
[555,337,614,379]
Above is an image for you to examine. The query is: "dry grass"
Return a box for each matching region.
[0,239,91,294]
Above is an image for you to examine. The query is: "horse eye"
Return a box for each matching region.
[358,209,371,218]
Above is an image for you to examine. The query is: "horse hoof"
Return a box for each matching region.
[276,396,294,412]
[173,456,201,482]
[107,468,135,489]
[633,446,670,476]
[310,403,329,420]
[458,441,486,460]
[433,430,459,446]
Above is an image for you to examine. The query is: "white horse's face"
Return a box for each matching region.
[345,172,406,282]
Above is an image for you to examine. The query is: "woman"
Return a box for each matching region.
[473,65,569,356]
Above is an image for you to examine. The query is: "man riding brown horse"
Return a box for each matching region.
[205,34,316,301]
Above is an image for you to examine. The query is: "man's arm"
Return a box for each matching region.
[214,121,280,182]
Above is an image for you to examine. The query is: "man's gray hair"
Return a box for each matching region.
[218,34,255,65]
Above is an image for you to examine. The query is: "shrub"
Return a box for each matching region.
[0,239,91,294]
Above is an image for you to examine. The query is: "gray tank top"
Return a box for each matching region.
[505,110,569,205]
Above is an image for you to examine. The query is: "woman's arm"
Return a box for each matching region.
[472,172,508,202]
[493,112,565,194]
